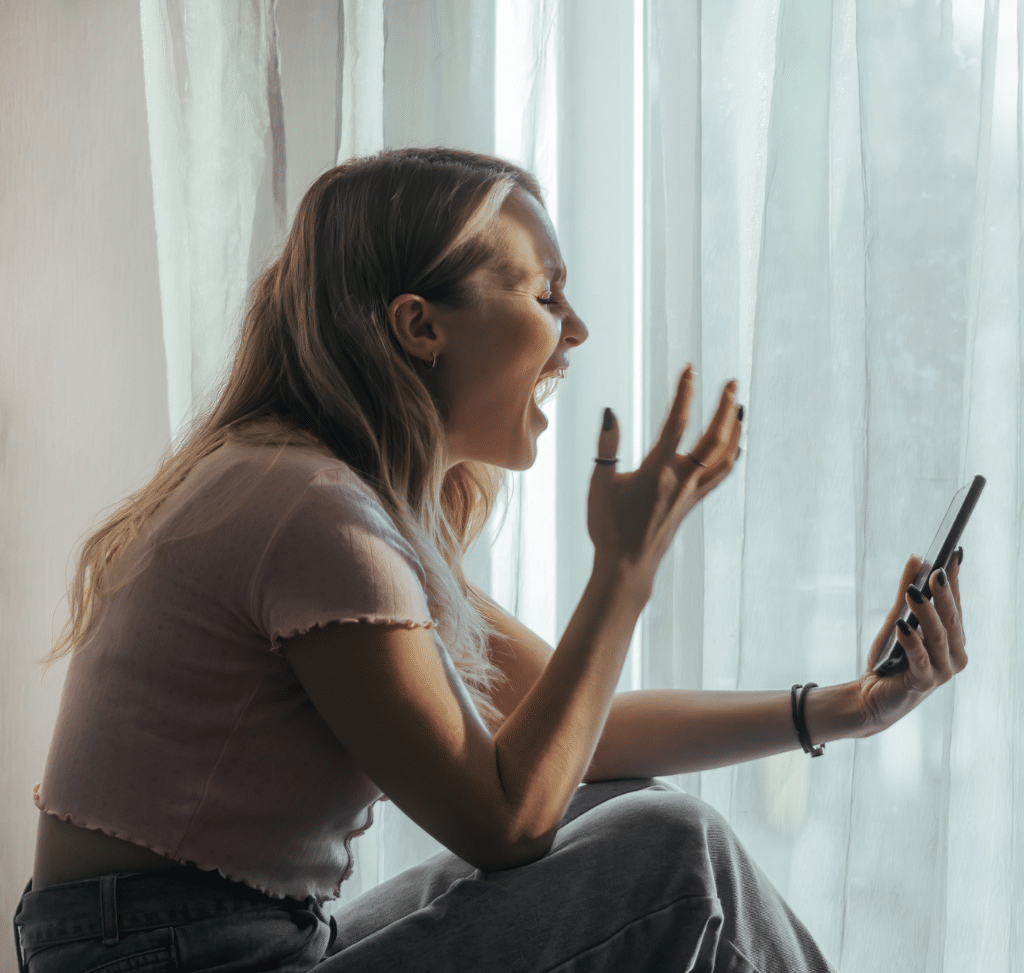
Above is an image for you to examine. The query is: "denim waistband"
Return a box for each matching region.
[13,866,333,969]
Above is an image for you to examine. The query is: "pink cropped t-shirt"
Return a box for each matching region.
[34,430,440,904]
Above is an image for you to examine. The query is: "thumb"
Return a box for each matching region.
[595,407,619,469]
[899,554,923,597]
[886,554,922,625]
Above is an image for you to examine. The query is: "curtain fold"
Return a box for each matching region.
[139,0,286,442]
[646,0,706,800]
[337,0,383,162]
[139,1,1023,966]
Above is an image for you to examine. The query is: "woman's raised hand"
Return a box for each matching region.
[588,365,742,596]
[858,550,969,734]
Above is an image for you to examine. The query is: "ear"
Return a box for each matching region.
[388,293,440,363]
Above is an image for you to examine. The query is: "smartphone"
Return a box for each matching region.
[872,474,986,677]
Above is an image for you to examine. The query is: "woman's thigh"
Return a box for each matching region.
[324,777,838,973]
[323,777,659,952]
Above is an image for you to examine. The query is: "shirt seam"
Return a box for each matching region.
[247,474,324,635]
[171,669,268,859]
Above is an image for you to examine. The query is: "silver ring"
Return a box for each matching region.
[594,456,619,465]
[687,453,708,468]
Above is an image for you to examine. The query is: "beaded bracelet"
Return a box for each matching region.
[790,683,825,757]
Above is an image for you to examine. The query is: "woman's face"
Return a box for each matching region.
[391,187,589,471]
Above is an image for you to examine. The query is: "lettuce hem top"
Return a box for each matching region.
[34,428,443,904]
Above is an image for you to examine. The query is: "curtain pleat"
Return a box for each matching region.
[487,0,560,635]
[647,0,705,800]
[337,0,383,162]
[140,0,286,442]
[555,0,638,677]
[940,1,1022,968]
[140,1,1024,965]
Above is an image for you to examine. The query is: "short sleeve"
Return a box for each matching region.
[252,474,438,654]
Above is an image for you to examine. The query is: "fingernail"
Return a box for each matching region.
[736,446,742,459]
[602,407,613,432]
[896,618,912,637]
[907,584,925,605]
[737,404,745,422]
[956,546,963,566]
[937,568,948,588]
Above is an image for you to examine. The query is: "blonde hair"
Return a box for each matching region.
[39,147,561,733]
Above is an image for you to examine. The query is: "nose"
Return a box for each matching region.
[561,302,588,347]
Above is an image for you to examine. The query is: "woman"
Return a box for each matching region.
[14,147,966,972]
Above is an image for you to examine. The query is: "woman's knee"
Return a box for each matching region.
[601,786,748,878]
[618,784,731,843]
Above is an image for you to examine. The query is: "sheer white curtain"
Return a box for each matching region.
[139,1,1022,968]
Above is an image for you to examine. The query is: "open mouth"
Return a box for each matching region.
[533,369,566,406]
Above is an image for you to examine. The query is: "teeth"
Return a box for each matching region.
[536,368,566,386]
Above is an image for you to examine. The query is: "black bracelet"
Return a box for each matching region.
[790,683,825,757]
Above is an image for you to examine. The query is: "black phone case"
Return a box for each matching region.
[872,474,985,677]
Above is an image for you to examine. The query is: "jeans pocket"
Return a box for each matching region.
[26,927,177,973]
[171,906,330,971]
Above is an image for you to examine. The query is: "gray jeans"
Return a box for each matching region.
[14,777,838,972]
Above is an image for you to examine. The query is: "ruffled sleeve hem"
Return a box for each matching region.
[270,616,439,655]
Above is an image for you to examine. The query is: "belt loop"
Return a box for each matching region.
[99,874,120,946]
[13,879,32,973]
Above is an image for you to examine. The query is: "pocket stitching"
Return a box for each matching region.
[77,928,176,973]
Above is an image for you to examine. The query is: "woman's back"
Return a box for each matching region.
[31,429,437,903]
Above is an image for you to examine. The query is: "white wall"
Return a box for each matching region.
[0,2,168,967]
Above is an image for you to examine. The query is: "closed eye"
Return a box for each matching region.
[537,297,559,306]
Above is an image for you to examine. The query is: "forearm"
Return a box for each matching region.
[493,559,649,855]
[582,682,868,782]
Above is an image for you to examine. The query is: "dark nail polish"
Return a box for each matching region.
[736,446,742,459]
[896,618,912,637]
[937,568,947,588]
[956,546,964,566]
[907,584,925,605]
[602,407,613,431]
[737,404,744,422]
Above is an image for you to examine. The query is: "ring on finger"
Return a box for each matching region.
[687,453,708,468]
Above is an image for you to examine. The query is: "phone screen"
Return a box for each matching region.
[872,474,985,677]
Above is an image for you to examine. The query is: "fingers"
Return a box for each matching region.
[688,379,740,471]
[929,562,967,673]
[903,578,954,684]
[893,609,932,679]
[900,554,924,591]
[653,365,696,463]
[695,395,743,486]
[946,546,963,618]
[595,406,619,469]
[886,555,923,631]
[866,554,922,669]
[695,457,736,495]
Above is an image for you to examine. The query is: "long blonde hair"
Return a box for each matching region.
[39,147,561,733]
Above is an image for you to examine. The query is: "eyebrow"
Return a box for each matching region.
[543,259,567,285]
[492,253,567,289]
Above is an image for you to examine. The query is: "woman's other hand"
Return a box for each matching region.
[858,549,968,734]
